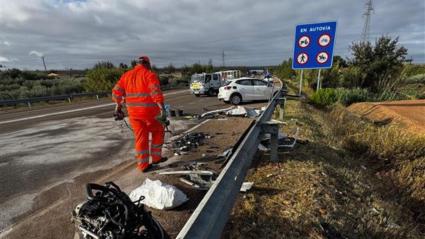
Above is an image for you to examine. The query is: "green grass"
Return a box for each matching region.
[224,99,425,238]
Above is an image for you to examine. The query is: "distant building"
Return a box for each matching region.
[47,73,59,78]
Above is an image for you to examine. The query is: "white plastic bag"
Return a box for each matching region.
[129,178,188,210]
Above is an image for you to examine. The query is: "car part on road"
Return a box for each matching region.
[226,106,263,118]
[200,106,263,119]
[200,106,234,118]
[172,132,210,155]
[159,162,217,190]
[216,147,233,161]
[72,181,168,239]
[159,168,216,191]
[176,109,184,117]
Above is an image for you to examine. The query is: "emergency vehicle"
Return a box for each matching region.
[190,73,222,96]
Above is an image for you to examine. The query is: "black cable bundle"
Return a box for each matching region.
[72,182,168,239]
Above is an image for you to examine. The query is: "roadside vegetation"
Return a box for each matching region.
[0,69,85,100]
[0,60,254,102]
[226,36,424,238]
[225,100,424,238]
[273,36,425,107]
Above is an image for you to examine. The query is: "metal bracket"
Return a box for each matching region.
[261,120,284,162]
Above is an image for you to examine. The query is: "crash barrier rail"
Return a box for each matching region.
[177,84,288,239]
[0,92,109,108]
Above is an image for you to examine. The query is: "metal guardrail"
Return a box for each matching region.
[176,87,286,239]
[0,92,109,108]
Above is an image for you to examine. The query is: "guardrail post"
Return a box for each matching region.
[96,94,99,101]
[278,97,286,121]
[261,121,280,162]
[27,101,32,110]
[67,97,72,103]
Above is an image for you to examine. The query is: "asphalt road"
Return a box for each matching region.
[0,89,268,235]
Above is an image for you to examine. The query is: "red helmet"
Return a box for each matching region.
[138,55,150,64]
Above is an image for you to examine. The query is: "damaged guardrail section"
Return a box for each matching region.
[177,89,286,239]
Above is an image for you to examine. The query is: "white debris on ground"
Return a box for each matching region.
[129,178,188,210]
[201,106,264,119]
[240,182,254,192]
[258,143,269,152]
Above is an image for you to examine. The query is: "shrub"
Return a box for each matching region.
[335,88,369,106]
[405,73,425,84]
[309,88,338,107]
[348,36,408,94]
[273,58,296,80]
[85,65,124,92]
[403,64,425,77]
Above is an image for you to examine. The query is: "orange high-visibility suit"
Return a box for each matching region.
[112,64,164,171]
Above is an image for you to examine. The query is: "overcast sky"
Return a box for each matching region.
[0,0,424,69]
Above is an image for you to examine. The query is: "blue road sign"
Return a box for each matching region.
[292,21,337,69]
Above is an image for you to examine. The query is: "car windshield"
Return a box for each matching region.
[191,75,204,83]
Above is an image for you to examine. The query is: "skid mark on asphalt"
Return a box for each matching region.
[0,116,134,230]
[0,117,130,165]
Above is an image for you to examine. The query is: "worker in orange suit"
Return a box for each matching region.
[112,55,168,172]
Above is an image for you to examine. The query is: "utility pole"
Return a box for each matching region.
[41,56,47,71]
[222,50,225,67]
[361,0,374,42]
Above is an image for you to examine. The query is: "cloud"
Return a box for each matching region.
[0,0,424,69]
[29,50,44,58]
[0,56,10,62]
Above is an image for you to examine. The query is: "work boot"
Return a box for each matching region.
[153,157,168,165]
[137,164,153,173]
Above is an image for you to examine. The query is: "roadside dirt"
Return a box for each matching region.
[223,100,424,238]
[1,117,253,239]
[348,99,425,135]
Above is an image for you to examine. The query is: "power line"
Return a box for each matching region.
[361,0,374,42]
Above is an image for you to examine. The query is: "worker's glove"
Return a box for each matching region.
[113,105,125,121]
[156,109,169,126]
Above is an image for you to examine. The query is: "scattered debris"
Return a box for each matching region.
[240,182,254,192]
[200,106,264,119]
[261,127,300,149]
[160,170,215,190]
[72,182,167,239]
[216,147,233,162]
[172,132,210,154]
[200,106,234,118]
[258,143,269,152]
[226,106,262,118]
[129,178,188,210]
[159,162,217,190]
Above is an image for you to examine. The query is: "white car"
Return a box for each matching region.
[218,77,278,105]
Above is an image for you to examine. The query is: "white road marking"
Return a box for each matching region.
[0,90,189,125]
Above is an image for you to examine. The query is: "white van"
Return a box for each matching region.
[190,73,222,96]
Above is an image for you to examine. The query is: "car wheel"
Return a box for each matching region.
[230,94,242,105]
